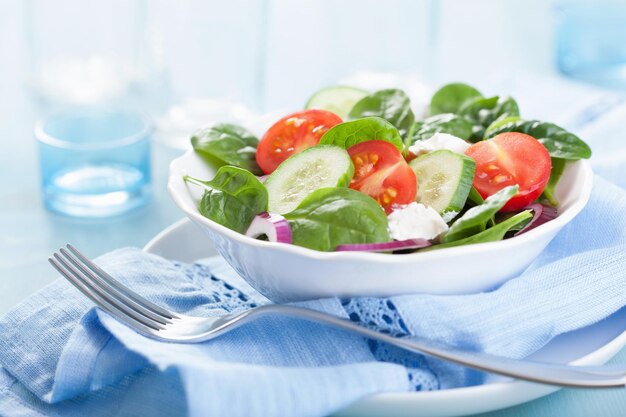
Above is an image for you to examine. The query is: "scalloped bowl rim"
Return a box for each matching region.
[168,148,593,263]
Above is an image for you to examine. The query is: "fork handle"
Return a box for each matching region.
[213,305,626,388]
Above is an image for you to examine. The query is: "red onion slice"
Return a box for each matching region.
[335,239,432,252]
[257,175,268,183]
[245,212,292,243]
[514,203,558,236]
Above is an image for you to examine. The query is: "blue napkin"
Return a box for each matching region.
[0,172,625,417]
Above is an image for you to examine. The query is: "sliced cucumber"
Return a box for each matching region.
[264,145,354,214]
[305,86,369,120]
[409,150,476,222]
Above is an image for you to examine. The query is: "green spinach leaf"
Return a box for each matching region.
[542,158,567,206]
[467,186,496,226]
[348,89,415,141]
[184,166,268,233]
[284,187,390,251]
[191,123,263,175]
[468,186,485,205]
[495,210,533,232]
[458,96,520,141]
[484,116,521,139]
[407,113,473,147]
[442,185,518,243]
[319,117,403,151]
[429,83,483,116]
[484,120,591,160]
[429,210,532,250]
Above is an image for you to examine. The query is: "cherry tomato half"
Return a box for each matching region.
[347,140,417,214]
[256,109,342,174]
[464,132,551,212]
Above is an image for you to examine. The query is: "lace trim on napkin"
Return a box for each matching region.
[175,262,259,312]
[341,298,439,391]
[186,261,438,391]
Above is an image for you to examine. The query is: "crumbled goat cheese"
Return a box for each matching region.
[387,202,449,241]
[409,133,471,156]
[441,210,459,223]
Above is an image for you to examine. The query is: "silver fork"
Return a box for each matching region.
[49,244,626,388]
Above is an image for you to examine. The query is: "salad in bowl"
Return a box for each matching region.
[168,83,593,301]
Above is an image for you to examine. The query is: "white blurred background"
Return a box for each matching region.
[0,0,560,117]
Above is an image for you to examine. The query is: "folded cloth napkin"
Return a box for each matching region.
[0,172,625,417]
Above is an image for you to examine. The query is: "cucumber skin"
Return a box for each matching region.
[264,145,354,214]
[409,150,476,220]
[305,86,369,119]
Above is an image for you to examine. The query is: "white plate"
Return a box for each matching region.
[144,219,626,417]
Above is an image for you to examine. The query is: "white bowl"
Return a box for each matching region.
[168,142,593,302]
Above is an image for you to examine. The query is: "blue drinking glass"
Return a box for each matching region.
[556,0,626,88]
[36,109,152,217]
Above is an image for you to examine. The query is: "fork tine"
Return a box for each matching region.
[59,248,172,326]
[51,252,166,331]
[49,256,162,334]
[66,244,179,319]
